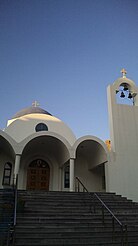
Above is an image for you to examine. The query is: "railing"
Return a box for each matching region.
[7,175,18,246]
[75,177,128,246]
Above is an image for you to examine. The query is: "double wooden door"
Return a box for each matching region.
[27,159,50,190]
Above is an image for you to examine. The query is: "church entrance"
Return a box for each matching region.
[27,159,50,190]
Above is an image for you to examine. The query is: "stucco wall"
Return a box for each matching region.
[107,82,138,202]
[75,156,104,192]
[5,114,76,145]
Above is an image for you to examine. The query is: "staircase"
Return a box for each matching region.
[0,189,14,246]
[12,191,138,246]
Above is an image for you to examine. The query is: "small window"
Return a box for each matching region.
[64,165,70,188]
[2,162,12,186]
[35,123,48,132]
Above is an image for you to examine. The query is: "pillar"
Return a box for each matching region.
[14,154,21,185]
[69,158,75,192]
[59,167,62,191]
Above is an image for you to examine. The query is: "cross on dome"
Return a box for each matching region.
[32,101,40,107]
[121,68,127,78]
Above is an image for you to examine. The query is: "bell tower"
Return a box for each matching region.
[106,70,138,201]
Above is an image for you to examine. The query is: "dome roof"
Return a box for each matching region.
[6,107,76,145]
[12,106,52,119]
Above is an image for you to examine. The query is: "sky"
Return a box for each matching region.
[0,0,138,141]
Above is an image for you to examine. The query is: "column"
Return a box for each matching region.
[69,158,75,192]
[14,154,21,185]
[58,167,62,191]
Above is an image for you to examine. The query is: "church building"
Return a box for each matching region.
[1,70,138,202]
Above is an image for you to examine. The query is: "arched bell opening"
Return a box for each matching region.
[116,83,137,106]
[110,71,138,107]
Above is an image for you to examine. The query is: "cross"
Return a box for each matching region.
[32,101,40,107]
[121,68,127,78]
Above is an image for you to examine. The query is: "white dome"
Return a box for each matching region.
[5,108,76,145]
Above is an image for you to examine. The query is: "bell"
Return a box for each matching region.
[124,85,128,91]
[128,92,132,99]
[120,91,125,98]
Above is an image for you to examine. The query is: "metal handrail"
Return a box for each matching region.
[12,174,18,246]
[13,175,18,228]
[75,176,128,245]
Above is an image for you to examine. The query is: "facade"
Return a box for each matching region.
[1,70,138,202]
[0,104,108,193]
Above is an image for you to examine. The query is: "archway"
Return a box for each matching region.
[19,134,71,191]
[27,159,50,190]
[73,136,108,192]
[0,133,16,188]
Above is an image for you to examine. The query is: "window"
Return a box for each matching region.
[2,162,12,186]
[35,123,48,132]
[64,165,70,188]
[29,159,49,168]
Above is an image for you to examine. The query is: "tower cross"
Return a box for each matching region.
[121,68,127,78]
[32,101,40,107]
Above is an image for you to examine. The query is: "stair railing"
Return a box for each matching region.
[7,174,18,246]
[75,176,128,246]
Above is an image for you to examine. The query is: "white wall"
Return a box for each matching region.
[5,114,76,145]
[107,79,138,202]
[75,156,104,192]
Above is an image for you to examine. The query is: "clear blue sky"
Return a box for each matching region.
[0,0,138,140]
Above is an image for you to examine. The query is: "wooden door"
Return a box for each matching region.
[27,159,50,190]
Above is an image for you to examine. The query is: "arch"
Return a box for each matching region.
[17,132,71,190]
[73,135,109,192]
[0,129,17,155]
[113,77,136,91]
[19,131,72,157]
[73,135,109,159]
[111,77,138,106]
[21,133,71,168]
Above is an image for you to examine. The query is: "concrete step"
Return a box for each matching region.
[14,241,127,246]
[14,236,137,245]
[1,190,138,245]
